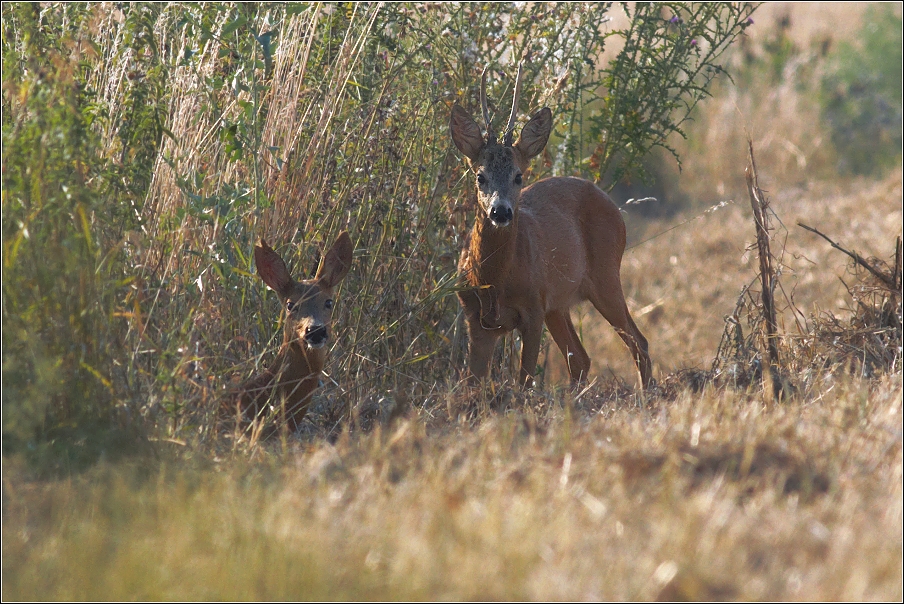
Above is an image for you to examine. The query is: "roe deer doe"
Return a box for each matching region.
[230,232,353,432]
[450,65,653,389]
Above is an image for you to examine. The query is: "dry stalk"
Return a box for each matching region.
[745,140,782,399]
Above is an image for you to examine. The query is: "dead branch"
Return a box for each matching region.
[797,222,897,291]
[894,236,901,291]
[746,140,781,375]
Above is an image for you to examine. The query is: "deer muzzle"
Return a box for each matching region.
[488,201,514,227]
[303,323,329,348]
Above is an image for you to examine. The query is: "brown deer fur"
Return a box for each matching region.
[229,232,353,432]
[450,68,653,389]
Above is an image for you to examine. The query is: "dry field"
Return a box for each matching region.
[3,374,901,600]
[571,169,903,381]
[4,167,901,600]
[3,3,902,601]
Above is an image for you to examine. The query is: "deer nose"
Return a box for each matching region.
[304,324,328,347]
[489,204,513,226]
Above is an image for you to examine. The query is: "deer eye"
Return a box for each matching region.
[324,299,334,310]
[514,173,523,185]
[477,173,486,185]
[286,299,296,312]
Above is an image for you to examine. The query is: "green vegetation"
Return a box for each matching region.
[2,2,755,461]
[820,3,903,176]
[2,3,901,601]
[660,3,903,207]
[2,3,155,471]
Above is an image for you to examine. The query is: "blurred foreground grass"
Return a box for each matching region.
[3,373,901,600]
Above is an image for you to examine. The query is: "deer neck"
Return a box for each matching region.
[283,340,323,374]
[467,212,518,289]
[272,340,323,405]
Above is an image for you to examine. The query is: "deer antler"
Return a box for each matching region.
[480,65,496,144]
[503,62,524,146]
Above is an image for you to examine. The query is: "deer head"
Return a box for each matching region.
[254,232,353,350]
[450,64,553,227]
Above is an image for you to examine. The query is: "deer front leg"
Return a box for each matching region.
[518,318,544,389]
[466,321,500,383]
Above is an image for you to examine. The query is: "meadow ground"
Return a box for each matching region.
[2,3,902,601]
[4,167,902,600]
[2,377,901,600]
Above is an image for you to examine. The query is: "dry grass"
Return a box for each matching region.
[3,3,902,601]
[563,168,903,383]
[661,3,877,202]
[4,374,901,600]
[538,3,903,385]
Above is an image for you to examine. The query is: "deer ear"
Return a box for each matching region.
[316,231,353,289]
[515,107,552,160]
[450,105,485,163]
[255,240,295,298]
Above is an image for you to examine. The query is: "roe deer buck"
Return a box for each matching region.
[230,232,353,432]
[450,65,653,389]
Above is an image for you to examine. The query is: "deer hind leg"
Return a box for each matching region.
[588,282,653,389]
[545,310,591,384]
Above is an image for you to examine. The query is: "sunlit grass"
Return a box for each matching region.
[2,3,901,601]
[4,374,901,600]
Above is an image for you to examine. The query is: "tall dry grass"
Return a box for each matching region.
[64,3,753,441]
[2,3,901,600]
[74,3,474,441]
